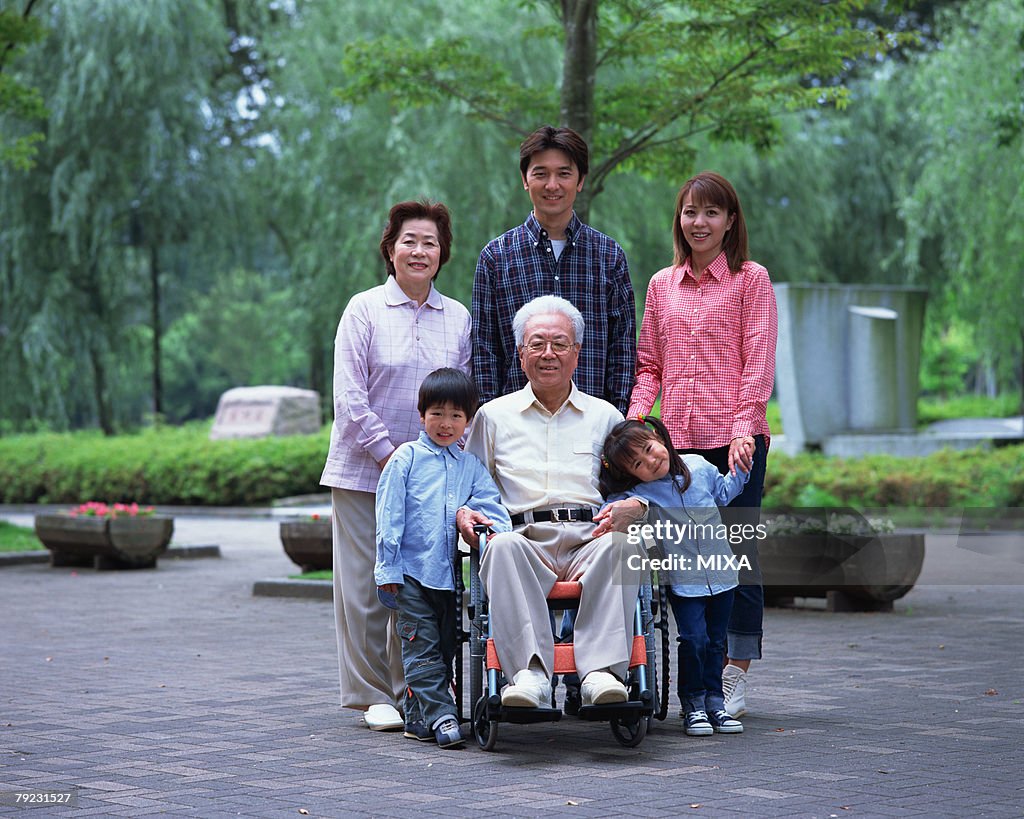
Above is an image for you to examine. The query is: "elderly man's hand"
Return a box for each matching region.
[456,507,495,549]
[591,498,646,538]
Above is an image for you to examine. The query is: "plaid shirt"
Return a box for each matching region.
[628,253,777,449]
[471,212,636,413]
[320,276,472,493]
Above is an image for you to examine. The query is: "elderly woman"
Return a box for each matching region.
[320,200,471,731]
[628,172,777,719]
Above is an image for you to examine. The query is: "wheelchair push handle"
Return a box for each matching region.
[473,523,489,552]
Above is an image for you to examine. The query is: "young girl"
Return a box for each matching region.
[600,416,751,737]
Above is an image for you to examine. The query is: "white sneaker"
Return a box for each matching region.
[362,703,403,731]
[722,664,747,717]
[501,668,552,708]
[580,670,628,706]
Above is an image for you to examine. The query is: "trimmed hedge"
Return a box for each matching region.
[0,425,1020,508]
[763,444,1024,508]
[0,424,331,506]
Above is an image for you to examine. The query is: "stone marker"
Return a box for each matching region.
[209,386,321,440]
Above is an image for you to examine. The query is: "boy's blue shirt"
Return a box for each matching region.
[611,454,751,597]
[375,430,511,591]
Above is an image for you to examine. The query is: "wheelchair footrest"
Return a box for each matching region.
[487,696,563,725]
[575,698,653,722]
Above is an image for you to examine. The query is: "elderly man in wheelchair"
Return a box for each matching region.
[457,295,648,717]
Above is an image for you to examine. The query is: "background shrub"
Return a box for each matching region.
[0,424,330,506]
[0,427,1019,509]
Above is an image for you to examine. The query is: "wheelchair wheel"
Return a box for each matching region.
[473,695,499,751]
[610,713,647,747]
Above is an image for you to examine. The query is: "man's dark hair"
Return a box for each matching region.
[379,199,453,280]
[519,125,589,179]
[417,368,479,418]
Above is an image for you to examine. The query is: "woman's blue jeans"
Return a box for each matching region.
[679,434,768,661]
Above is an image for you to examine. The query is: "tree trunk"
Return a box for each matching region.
[560,0,598,223]
[150,242,163,421]
[89,341,114,436]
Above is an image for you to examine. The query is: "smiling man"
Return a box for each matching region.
[471,126,636,415]
[459,296,647,712]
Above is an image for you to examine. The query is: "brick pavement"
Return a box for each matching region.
[1,510,1022,818]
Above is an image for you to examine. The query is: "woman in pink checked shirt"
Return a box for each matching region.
[319,200,472,733]
[628,171,777,719]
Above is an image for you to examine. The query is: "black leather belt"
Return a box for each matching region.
[510,507,595,526]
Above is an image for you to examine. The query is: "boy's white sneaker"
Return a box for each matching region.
[722,664,748,717]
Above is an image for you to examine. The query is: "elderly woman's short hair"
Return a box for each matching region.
[379,199,453,279]
[512,295,585,347]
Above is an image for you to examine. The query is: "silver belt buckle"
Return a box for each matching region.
[553,508,571,522]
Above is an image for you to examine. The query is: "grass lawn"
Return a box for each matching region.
[0,520,44,552]
[290,570,332,581]
[289,564,476,587]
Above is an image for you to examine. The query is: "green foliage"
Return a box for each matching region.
[0,520,43,552]
[334,0,905,214]
[918,393,1022,425]
[692,0,1022,399]
[291,570,332,580]
[794,484,846,508]
[899,0,1024,396]
[0,1,48,169]
[160,268,309,422]
[2,426,1019,510]
[763,444,1024,508]
[0,425,331,506]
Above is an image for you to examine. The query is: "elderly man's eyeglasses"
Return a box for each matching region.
[522,339,577,355]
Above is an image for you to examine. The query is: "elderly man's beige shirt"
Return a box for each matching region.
[466,382,623,515]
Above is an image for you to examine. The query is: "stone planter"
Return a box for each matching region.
[34,514,174,570]
[761,532,925,612]
[279,520,332,573]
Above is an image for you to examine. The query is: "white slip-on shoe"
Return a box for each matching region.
[580,670,628,706]
[500,669,552,708]
[362,703,404,731]
[722,664,748,717]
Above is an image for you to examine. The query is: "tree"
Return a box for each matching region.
[0,0,241,432]
[253,0,547,405]
[899,0,1024,408]
[338,0,905,221]
[0,0,46,169]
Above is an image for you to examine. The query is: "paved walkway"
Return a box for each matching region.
[1,509,1022,817]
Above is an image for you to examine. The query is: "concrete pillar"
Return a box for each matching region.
[847,305,899,430]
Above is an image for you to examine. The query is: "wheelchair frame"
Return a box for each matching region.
[454,525,671,751]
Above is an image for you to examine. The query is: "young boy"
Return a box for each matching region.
[374,368,511,748]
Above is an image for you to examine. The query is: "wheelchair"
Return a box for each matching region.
[455,526,670,750]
